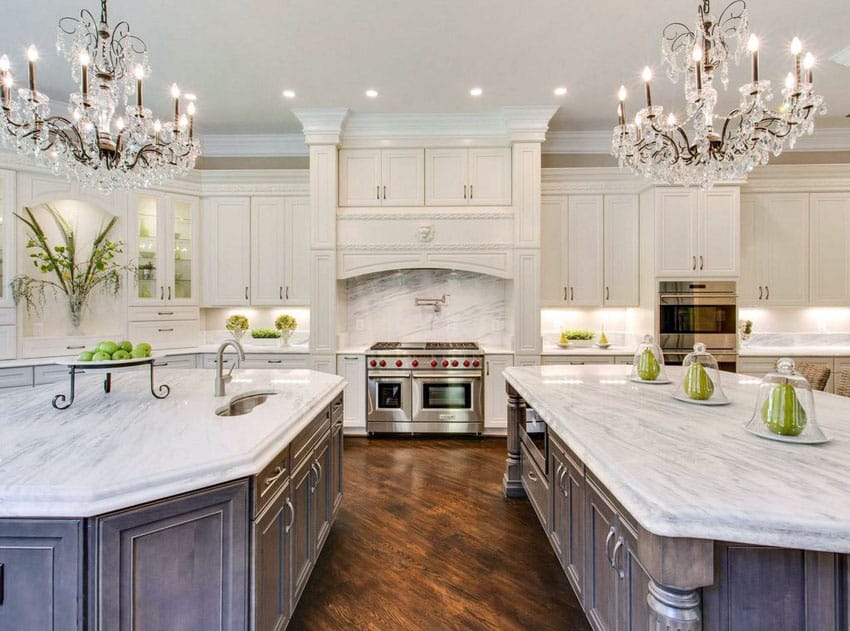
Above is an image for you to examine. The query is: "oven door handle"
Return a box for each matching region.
[368,371,412,379]
[412,371,482,379]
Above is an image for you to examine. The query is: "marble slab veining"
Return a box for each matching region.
[0,369,344,518]
[505,364,850,553]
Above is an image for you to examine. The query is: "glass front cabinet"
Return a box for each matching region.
[129,192,199,306]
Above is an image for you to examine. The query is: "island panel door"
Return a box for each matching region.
[253,481,293,631]
[291,455,315,609]
[585,478,618,631]
[616,519,651,631]
[313,432,333,555]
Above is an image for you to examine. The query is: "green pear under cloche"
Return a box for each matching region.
[683,362,714,401]
[637,348,661,381]
[760,383,807,436]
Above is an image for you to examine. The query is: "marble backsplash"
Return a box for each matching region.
[343,269,511,347]
[745,332,850,348]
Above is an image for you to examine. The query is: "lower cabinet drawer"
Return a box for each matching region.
[521,442,550,530]
[153,354,197,369]
[128,320,201,350]
[128,306,200,322]
[34,364,75,385]
[241,354,309,369]
[0,324,15,360]
[201,354,238,369]
[22,334,120,359]
[0,366,34,389]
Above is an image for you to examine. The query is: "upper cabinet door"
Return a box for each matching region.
[655,189,699,276]
[250,197,288,306]
[285,197,312,305]
[202,197,251,306]
[698,188,739,276]
[425,149,468,206]
[468,148,511,206]
[129,193,167,306]
[739,195,761,306]
[166,195,200,305]
[381,149,424,206]
[762,194,809,306]
[810,194,850,305]
[0,170,15,309]
[603,195,639,307]
[339,150,381,207]
[566,196,604,306]
[540,197,569,305]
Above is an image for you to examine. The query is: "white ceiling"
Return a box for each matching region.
[3,0,849,140]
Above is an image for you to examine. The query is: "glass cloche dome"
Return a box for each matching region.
[674,343,728,404]
[630,335,669,383]
[745,358,829,444]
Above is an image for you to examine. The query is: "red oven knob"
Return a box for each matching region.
[411,360,419,367]
[463,360,470,367]
[379,360,387,367]
[472,360,480,367]
[451,360,459,367]
[369,360,377,367]
[442,360,449,368]
[395,360,403,367]
[430,360,438,367]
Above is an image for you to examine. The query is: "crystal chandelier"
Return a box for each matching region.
[611,0,826,188]
[0,0,200,193]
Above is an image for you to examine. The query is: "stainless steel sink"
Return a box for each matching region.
[216,391,278,417]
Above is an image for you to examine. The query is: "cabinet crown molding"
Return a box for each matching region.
[199,169,310,195]
[200,134,308,157]
[292,108,350,145]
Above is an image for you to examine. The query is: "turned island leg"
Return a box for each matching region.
[647,581,702,631]
[503,384,525,498]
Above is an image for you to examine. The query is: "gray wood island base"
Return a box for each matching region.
[503,365,850,631]
[0,369,345,630]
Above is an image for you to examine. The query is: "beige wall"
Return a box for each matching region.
[196,156,309,170]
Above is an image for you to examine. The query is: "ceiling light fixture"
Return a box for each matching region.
[469,87,483,97]
[282,90,296,99]
[554,86,568,96]
[0,0,200,193]
[365,89,379,98]
[612,0,825,187]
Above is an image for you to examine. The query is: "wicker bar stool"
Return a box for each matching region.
[795,362,831,392]
[834,369,850,398]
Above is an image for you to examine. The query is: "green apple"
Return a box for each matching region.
[134,342,152,356]
[118,340,133,353]
[636,348,660,381]
[761,384,807,436]
[97,341,119,355]
[112,350,131,360]
[130,348,148,359]
[683,362,714,401]
[92,351,111,362]
[77,351,94,362]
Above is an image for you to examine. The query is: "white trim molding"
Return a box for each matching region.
[742,163,850,193]
[542,167,648,194]
[292,108,350,146]
[199,133,307,157]
[199,169,309,196]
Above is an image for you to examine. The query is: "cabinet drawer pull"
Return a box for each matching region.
[157,328,174,332]
[284,498,295,533]
[279,286,283,300]
[66,345,86,350]
[285,286,289,300]
[604,526,616,565]
[156,311,174,316]
[605,286,610,301]
[154,362,169,367]
[613,537,625,577]
[160,286,165,300]
[167,285,172,300]
[463,184,467,199]
[758,286,763,300]
[699,255,704,271]
[559,466,569,498]
[244,286,249,301]
[527,469,538,482]
[315,459,323,483]
[343,356,359,360]
[554,463,563,491]
[469,184,473,200]
[264,465,285,487]
[383,185,387,199]
[310,463,319,492]
[570,287,574,301]
[267,360,282,364]
[692,256,697,271]
[377,185,380,200]
[765,285,769,300]
[563,287,568,301]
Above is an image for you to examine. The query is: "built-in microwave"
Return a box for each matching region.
[658,281,737,353]
[519,407,548,475]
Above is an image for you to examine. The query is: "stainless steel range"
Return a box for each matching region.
[366,342,484,435]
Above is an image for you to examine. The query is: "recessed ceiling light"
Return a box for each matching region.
[282,90,296,99]
[469,87,483,97]
[365,89,379,98]
[554,86,568,96]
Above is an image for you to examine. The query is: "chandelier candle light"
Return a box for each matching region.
[0,0,200,193]
[611,0,825,187]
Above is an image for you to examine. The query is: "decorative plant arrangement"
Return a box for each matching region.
[10,205,131,331]
[275,314,298,347]
[558,329,595,346]
[225,314,249,340]
[739,319,753,344]
[251,328,280,339]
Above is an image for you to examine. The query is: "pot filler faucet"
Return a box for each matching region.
[214,339,245,397]
[415,294,448,313]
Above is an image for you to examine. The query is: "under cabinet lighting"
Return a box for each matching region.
[282,90,295,99]
[365,89,378,98]
[554,86,567,96]
[469,87,483,97]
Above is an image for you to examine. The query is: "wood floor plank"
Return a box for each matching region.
[288,437,591,631]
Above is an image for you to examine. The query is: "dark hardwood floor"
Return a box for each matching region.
[288,437,591,631]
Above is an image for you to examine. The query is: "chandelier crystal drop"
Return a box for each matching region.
[611,0,825,188]
[0,0,200,193]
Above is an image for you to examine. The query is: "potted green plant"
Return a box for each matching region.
[225,314,249,341]
[275,314,297,347]
[558,329,595,348]
[10,205,132,333]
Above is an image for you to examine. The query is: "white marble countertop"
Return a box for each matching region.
[739,346,850,357]
[0,368,344,518]
[504,364,850,553]
[540,344,636,356]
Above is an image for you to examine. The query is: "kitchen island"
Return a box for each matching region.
[503,364,849,631]
[0,368,345,630]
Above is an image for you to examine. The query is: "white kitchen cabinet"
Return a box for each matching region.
[740,193,809,306]
[204,196,310,307]
[127,320,201,350]
[0,169,15,310]
[484,354,514,430]
[654,188,739,277]
[250,197,311,306]
[810,194,850,305]
[129,193,200,306]
[603,195,639,307]
[202,197,252,306]
[336,354,366,429]
[425,148,510,206]
[339,149,424,207]
[540,356,615,366]
[0,316,14,360]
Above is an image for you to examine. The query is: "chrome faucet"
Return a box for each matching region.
[214,340,245,397]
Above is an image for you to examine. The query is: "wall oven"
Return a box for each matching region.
[657,281,737,371]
